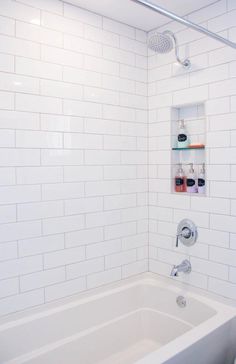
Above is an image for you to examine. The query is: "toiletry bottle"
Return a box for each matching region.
[177,119,189,148]
[186,163,197,193]
[175,164,186,192]
[198,163,206,194]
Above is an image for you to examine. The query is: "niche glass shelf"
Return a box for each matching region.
[172,146,205,151]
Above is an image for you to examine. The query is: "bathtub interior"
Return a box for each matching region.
[0,279,217,364]
[21,309,192,364]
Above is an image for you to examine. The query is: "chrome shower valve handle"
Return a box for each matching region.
[176,219,198,247]
[176,227,191,247]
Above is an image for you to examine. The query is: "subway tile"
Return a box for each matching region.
[0,54,14,73]
[44,246,85,269]
[64,34,102,57]
[86,239,121,259]
[45,277,86,302]
[0,35,40,59]
[16,94,62,114]
[42,215,84,235]
[64,133,103,150]
[64,166,103,182]
[0,72,40,94]
[103,17,135,39]
[87,267,121,289]
[40,79,83,100]
[105,249,137,269]
[209,277,236,300]
[16,130,62,149]
[42,45,84,69]
[18,201,64,221]
[16,57,62,80]
[86,210,121,228]
[0,289,44,317]
[64,3,102,28]
[63,66,101,87]
[0,15,15,36]
[66,258,104,279]
[20,267,65,292]
[0,221,41,243]
[0,278,18,299]
[0,168,15,186]
[210,246,236,267]
[0,91,14,110]
[18,0,63,14]
[63,100,102,118]
[85,180,120,197]
[42,182,84,201]
[40,114,83,133]
[84,55,119,76]
[0,110,40,130]
[0,241,17,261]
[65,227,104,248]
[65,197,102,215]
[0,130,15,148]
[0,185,40,205]
[42,11,83,36]
[17,166,63,184]
[41,149,84,166]
[0,255,43,280]
[0,0,40,24]
[19,234,64,257]
[16,21,63,47]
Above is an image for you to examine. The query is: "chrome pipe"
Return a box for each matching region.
[131,0,236,49]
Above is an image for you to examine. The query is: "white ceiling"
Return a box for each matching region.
[67,0,216,31]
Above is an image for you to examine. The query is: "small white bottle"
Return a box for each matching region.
[177,119,189,148]
[198,163,206,194]
[186,163,197,193]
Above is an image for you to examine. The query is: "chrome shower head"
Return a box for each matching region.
[148,30,191,69]
[148,31,173,53]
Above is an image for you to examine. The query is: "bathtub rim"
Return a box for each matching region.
[0,272,235,330]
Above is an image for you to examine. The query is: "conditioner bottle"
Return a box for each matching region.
[198,163,206,194]
[186,163,197,193]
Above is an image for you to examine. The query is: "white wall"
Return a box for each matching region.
[0,0,148,316]
[148,0,236,300]
[0,0,235,318]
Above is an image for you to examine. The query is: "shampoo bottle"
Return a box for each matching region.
[186,163,197,193]
[198,163,206,194]
[175,164,186,192]
[177,119,189,148]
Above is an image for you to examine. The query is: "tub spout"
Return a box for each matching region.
[170,259,191,277]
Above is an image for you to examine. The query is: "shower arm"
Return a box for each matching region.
[163,30,190,68]
[131,0,236,50]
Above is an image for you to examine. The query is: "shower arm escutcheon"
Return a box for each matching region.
[131,0,236,50]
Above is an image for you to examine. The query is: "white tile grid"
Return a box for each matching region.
[148,0,236,300]
[0,0,235,317]
[0,0,148,316]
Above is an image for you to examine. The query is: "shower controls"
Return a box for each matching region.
[176,219,197,247]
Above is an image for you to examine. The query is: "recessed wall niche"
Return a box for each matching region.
[171,103,206,195]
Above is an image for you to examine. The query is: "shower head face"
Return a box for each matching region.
[148,32,174,53]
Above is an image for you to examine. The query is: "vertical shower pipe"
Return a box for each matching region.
[131,0,236,49]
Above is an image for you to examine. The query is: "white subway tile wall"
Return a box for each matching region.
[148,0,236,300]
[0,0,148,316]
[0,0,236,317]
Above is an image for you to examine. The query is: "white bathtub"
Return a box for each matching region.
[0,273,235,364]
